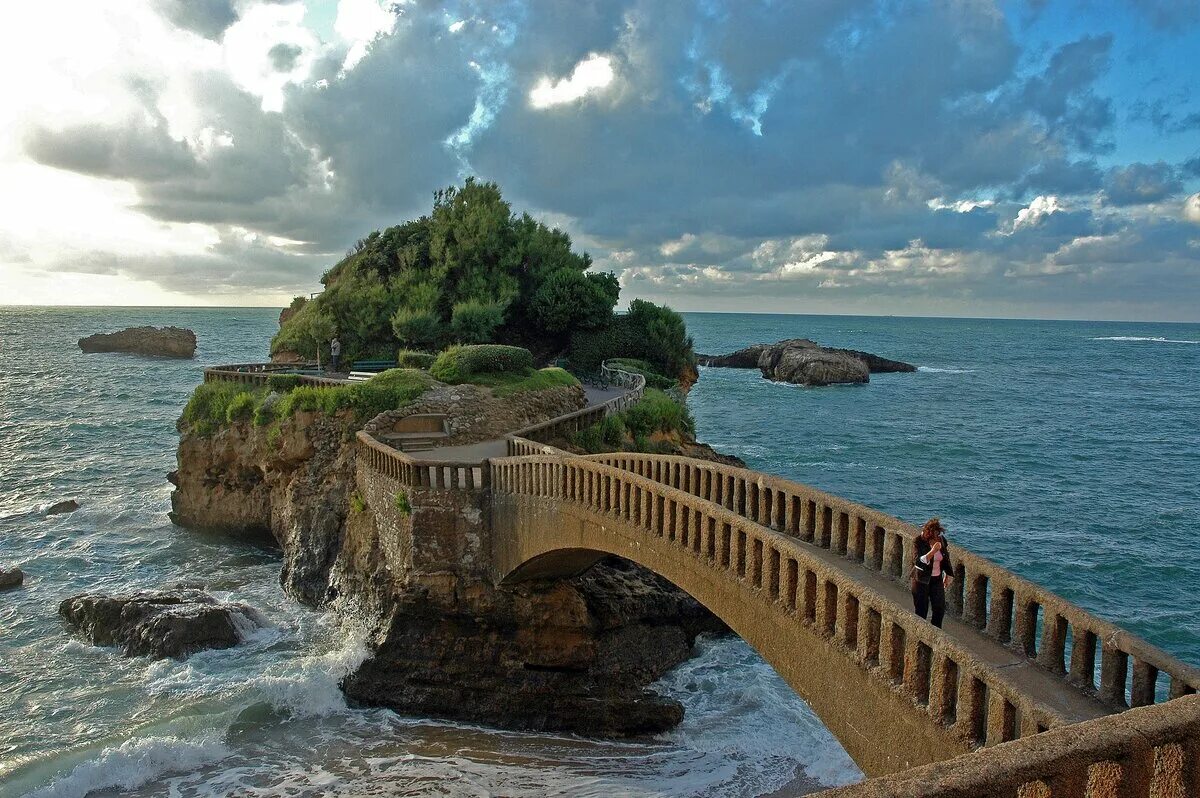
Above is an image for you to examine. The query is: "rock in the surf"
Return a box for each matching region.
[58,589,264,659]
[78,326,197,359]
[0,566,24,590]
[45,499,79,516]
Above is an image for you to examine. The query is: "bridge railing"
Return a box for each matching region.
[817,694,1200,798]
[579,453,1200,709]
[204,363,344,388]
[492,454,1075,748]
[356,431,486,490]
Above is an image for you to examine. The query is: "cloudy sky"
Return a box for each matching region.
[2,0,1199,320]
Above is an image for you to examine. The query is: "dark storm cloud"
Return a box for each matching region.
[269,43,304,72]
[1103,161,1183,205]
[153,0,239,39]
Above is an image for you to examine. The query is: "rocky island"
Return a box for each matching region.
[700,338,915,386]
[79,326,197,358]
[166,180,726,737]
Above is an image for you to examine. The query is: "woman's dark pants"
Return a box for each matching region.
[912,577,946,628]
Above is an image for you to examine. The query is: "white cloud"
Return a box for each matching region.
[529,53,615,108]
[336,0,399,72]
[1012,195,1062,230]
[224,3,319,112]
[1184,193,1200,224]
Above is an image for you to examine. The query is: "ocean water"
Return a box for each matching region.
[1,307,1197,797]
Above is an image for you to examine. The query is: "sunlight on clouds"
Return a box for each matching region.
[1185,193,1200,224]
[337,0,399,72]
[1012,195,1062,231]
[529,54,615,109]
[1,266,210,307]
[224,3,319,112]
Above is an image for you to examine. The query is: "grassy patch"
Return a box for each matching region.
[571,389,693,454]
[349,491,366,514]
[394,491,411,515]
[180,368,432,436]
[465,366,579,397]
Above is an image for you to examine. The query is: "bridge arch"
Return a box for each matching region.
[488,455,1062,777]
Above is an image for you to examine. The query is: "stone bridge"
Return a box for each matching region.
[208,361,1200,797]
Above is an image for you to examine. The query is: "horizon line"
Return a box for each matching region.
[0,304,1197,326]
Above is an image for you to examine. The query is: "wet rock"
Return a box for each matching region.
[46,499,79,515]
[759,345,870,387]
[700,338,914,386]
[58,589,263,659]
[0,566,24,590]
[79,326,196,358]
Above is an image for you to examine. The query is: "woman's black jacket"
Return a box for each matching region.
[912,536,954,586]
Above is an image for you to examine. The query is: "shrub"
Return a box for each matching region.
[181,382,256,436]
[430,344,534,383]
[391,307,443,349]
[396,349,436,369]
[530,269,618,334]
[567,301,695,381]
[225,392,257,424]
[623,389,694,438]
[394,491,411,515]
[267,374,302,393]
[350,491,366,514]
[450,299,506,344]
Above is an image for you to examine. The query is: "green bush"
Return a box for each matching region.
[396,349,436,369]
[450,299,506,344]
[181,382,257,436]
[567,301,695,381]
[274,368,431,422]
[349,491,366,514]
[225,392,257,424]
[267,374,302,393]
[430,344,534,383]
[394,491,411,515]
[529,269,618,334]
[391,307,443,350]
[623,389,694,438]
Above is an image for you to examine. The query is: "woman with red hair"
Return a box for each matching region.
[911,517,954,628]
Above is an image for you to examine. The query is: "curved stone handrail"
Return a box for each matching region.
[511,360,646,443]
[490,454,1065,774]
[820,694,1200,798]
[578,452,1200,710]
[356,430,487,490]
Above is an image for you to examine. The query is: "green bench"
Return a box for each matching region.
[351,360,397,373]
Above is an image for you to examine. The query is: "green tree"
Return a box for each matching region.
[451,299,506,343]
[530,269,619,335]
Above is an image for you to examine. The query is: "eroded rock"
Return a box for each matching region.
[58,589,263,659]
[0,566,23,590]
[759,345,870,386]
[700,338,914,386]
[79,326,197,359]
[46,500,79,515]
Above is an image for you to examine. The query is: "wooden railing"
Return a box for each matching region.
[818,694,1200,798]
[491,455,1070,747]
[580,453,1200,709]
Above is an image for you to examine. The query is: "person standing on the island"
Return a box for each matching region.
[911,517,953,628]
[330,335,342,374]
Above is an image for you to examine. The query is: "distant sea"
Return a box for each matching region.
[1,306,1197,798]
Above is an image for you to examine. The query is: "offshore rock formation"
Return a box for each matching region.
[699,338,915,386]
[45,499,79,515]
[170,380,726,735]
[59,589,263,659]
[79,326,197,359]
[0,566,23,590]
[759,345,870,386]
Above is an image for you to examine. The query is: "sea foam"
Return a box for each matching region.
[1091,336,1200,344]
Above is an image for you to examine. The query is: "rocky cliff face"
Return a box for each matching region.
[79,326,197,358]
[171,381,721,735]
